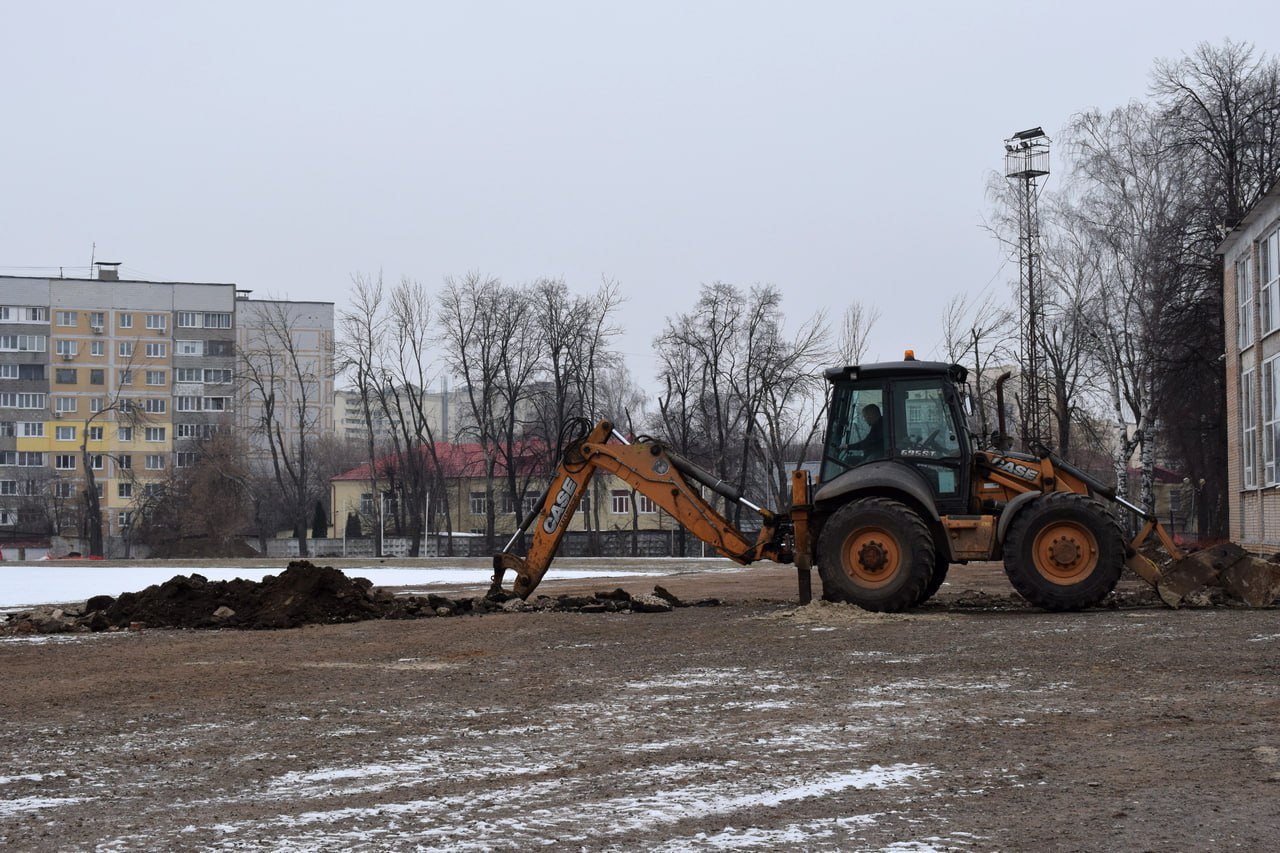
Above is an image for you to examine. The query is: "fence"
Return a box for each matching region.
[251,529,716,559]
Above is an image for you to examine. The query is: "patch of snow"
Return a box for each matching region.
[0,795,94,817]
[659,813,882,849]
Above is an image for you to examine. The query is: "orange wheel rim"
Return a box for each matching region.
[1032,521,1099,585]
[841,526,902,588]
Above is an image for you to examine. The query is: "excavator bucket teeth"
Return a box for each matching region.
[1155,543,1280,608]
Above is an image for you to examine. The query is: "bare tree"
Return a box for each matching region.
[836,300,881,365]
[941,291,1016,444]
[239,300,330,556]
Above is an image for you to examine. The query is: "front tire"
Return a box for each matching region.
[1002,492,1124,611]
[817,497,935,612]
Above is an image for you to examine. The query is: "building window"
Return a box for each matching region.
[638,494,658,514]
[55,340,77,357]
[119,511,132,528]
[88,426,104,441]
[145,427,166,442]
[203,368,233,383]
[54,397,76,413]
[177,312,201,328]
[89,398,103,413]
[204,312,232,329]
[0,393,46,409]
[0,365,16,380]
[0,423,10,437]
[18,422,42,437]
[90,368,104,385]
[611,490,631,514]
[119,341,134,357]
[469,492,487,515]
[118,482,133,498]
[204,340,233,357]
[56,311,77,327]
[55,368,76,384]
[117,454,132,470]
[118,427,133,442]
[54,454,76,470]
[1238,255,1255,350]
[176,340,200,356]
[145,343,167,358]
[118,369,133,386]
[143,398,167,414]
[176,396,201,412]
[176,451,197,468]
[175,367,201,383]
[1265,356,1280,486]
[203,396,229,411]
[52,481,73,498]
[90,340,105,357]
[145,454,165,470]
[55,425,76,441]
[1263,228,1280,337]
[118,313,133,329]
[145,314,167,330]
[0,335,46,352]
[89,311,105,329]
[1243,367,1257,489]
[0,509,15,526]
[145,370,166,386]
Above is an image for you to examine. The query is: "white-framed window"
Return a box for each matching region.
[143,398,167,414]
[116,453,131,470]
[0,509,15,526]
[118,426,133,442]
[1238,255,1255,350]
[611,490,631,514]
[54,397,76,413]
[118,313,133,329]
[0,451,44,467]
[176,451,197,468]
[118,369,133,386]
[118,511,131,528]
[203,396,229,411]
[0,335,46,352]
[469,492,487,515]
[0,393,46,409]
[203,368,232,383]
[119,341,134,357]
[145,342,167,358]
[89,398,103,413]
[175,367,201,383]
[638,494,658,514]
[55,425,76,441]
[177,312,201,328]
[203,312,232,329]
[0,365,16,379]
[88,426,104,441]
[145,313,167,330]
[145,427,166,442]
[0,306,47,324]
[176,340,201,356]
[18,422,42,437]
[1263,228,1280,337]
[0,423,12,437]
[55,310,77,327]
[145,370,166,386]
[89,311,105,329]
[176,396,201,412]
[0,480,16,495]
[53,481,73,498]
[55,340,77,357]
[145,453,165,470]
[54,454,76,470]
[90,340,105,356]
[1243,367,1258,488]
[90,454,104,470]
[1265,356,1280,485]
[118,482,133,498]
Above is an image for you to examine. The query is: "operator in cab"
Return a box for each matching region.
[845,403,885,460]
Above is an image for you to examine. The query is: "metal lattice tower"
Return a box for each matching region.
[1004,127,1051,451]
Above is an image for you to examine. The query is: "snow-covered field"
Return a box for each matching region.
[0,565,662,609]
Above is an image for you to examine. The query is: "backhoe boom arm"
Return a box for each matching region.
[492,420,792,599]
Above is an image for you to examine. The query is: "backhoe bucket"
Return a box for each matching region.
[1155,544,1280,608]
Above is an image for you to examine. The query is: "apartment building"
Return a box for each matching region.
[0,268,333,544]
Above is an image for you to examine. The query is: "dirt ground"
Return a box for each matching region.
[2,558,1279,851]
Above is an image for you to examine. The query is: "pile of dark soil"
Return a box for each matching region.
[1,562,720,635]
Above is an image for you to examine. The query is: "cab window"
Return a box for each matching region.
[822,384,886,481]
[895,380,961,460]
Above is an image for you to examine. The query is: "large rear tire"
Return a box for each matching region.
[918,554,949,605]
[817,497,935,612]
[1002,492,1124,611]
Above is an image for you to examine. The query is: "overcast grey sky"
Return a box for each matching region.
[3,1,1276,392]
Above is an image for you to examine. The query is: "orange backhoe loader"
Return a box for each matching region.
[492,356,1280,611]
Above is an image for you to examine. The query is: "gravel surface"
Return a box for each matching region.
[2,560,1278,851]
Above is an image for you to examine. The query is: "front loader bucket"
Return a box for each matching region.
[1153,543,1280,608]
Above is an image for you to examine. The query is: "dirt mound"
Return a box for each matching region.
[1,562,721,634]
[102,562,393,629]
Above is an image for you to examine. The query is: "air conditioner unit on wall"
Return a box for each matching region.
[52,411,62,419]
[60,354,73,361]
